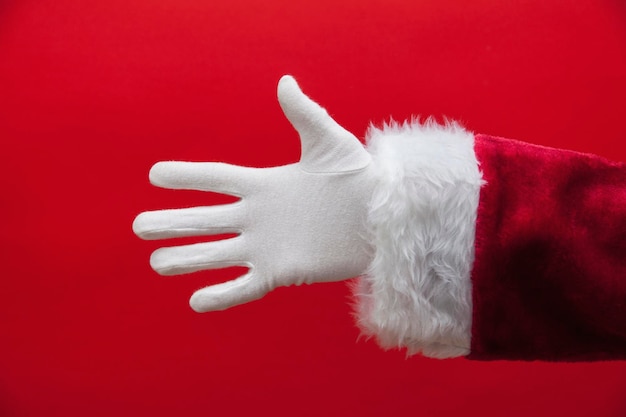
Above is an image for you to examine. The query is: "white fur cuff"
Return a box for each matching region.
[353,120,483,358]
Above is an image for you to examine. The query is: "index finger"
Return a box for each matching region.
[149,161,259,196]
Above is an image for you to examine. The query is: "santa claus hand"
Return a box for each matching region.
[133,76,376,312]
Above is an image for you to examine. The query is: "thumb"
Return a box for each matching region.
[277,75,370,172]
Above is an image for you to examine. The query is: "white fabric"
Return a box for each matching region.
[133,76,376,312]
[133,76,482,360]
[354,120,483,358]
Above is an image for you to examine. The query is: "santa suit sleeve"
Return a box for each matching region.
[353,122,626,361]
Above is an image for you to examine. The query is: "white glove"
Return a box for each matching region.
[133,75,376,312]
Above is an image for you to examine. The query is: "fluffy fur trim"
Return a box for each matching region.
[354,119,483,358]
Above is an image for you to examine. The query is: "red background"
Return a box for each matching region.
[1,0,626,416]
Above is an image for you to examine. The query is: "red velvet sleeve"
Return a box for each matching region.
[468,134,626,361]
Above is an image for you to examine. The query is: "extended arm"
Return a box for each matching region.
[134,76,626,361]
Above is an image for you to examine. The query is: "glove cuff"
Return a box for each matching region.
[353,119,483,358]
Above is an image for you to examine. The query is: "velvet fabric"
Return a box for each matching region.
[469,134,626,361]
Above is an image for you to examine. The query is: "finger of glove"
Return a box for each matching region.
[133,204,245,240]
[189,272,267,312]
[277,75,370,172]
[277,75,353,143]
[149,161,258,196]
[150,237,247,276]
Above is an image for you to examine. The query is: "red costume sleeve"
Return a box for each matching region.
[469,134,626,361]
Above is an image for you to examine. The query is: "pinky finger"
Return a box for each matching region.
[189,272,268,312]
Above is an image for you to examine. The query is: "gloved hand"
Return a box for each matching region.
[133,75,376,312]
